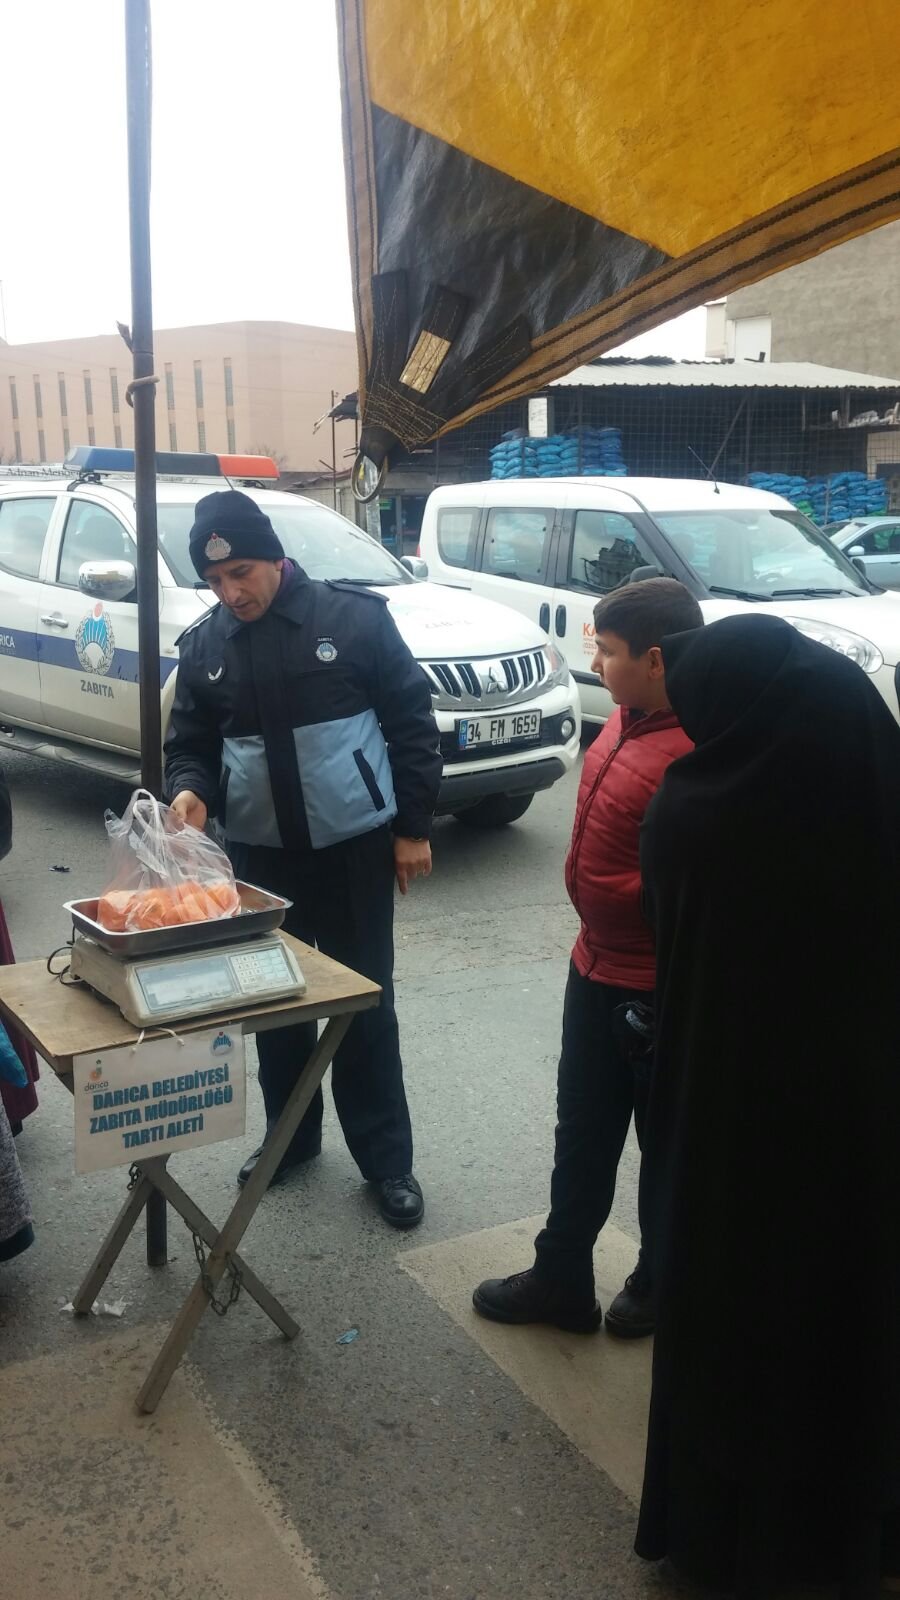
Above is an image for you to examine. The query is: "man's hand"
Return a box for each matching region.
[170,790,208,831]
[393,836,432,895]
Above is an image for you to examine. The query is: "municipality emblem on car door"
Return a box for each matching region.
[75,602,116,676]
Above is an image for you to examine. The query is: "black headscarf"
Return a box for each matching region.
[635,615,900,1586]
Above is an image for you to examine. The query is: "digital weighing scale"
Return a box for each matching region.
[65,883,307,1028]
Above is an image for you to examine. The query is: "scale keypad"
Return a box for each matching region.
[230,946,290,990]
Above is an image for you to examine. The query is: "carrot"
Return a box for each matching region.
[96,890,134,932]
[96,881,239,931]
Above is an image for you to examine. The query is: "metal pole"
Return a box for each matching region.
[125,0,166,1267]
[354,412,364,526]
[331,391,338,509]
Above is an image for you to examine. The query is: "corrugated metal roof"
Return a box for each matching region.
[551,358,900,390]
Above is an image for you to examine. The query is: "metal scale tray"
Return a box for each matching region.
[64,881,291,958]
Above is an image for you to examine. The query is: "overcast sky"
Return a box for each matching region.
[0,0,704,358]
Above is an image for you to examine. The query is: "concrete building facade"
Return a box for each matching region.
[707,220,900,376]
[0,319,358,470]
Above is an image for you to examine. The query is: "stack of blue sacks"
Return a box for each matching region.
[490,426,628,480]
[747,470,888,525]
[489,433,542,479]
[745,472,809,502]
[566,427,628,476]
[802,472,888,524]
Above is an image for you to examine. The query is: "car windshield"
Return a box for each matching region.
[156,499,412,589]
[654,508,870,600]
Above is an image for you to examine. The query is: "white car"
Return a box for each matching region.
[0,449,581,828]
[831,516,900,591]
[420,477,900,723]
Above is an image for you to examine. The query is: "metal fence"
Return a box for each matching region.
[369,376,900,542]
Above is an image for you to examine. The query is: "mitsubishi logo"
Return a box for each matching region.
[479,665,504,696]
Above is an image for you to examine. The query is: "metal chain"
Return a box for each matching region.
[191,1229,243,1317]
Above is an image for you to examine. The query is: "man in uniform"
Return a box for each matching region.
[164,489,441,1227]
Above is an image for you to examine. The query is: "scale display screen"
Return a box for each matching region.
[137,954,239,1015]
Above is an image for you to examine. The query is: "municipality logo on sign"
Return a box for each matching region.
[84,1060,108,1092]
[211,1032,234,1057]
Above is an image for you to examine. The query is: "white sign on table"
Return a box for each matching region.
[73,1025,246,1174]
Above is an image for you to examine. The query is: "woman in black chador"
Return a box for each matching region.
[635,614,900,1598]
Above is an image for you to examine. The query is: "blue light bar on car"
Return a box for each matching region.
[65,446,226,476]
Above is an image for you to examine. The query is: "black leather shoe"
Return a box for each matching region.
[376,1174,424,1228]
[604,1255,655,1339]
[472,1268,602,1334]
[237,1134,322,1188]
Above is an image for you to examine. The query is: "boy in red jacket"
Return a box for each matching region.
[474,579,702,1337]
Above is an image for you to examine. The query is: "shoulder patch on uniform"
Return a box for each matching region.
[174,603,222,648]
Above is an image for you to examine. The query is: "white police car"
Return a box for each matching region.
[0,448,580,827]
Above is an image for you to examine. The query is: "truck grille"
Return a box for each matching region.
[421,648,550,710]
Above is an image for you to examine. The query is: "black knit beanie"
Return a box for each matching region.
[189,490,285,576]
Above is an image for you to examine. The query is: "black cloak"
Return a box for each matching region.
[634,614,900,1593]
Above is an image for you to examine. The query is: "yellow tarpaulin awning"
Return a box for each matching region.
[336,0,900,487]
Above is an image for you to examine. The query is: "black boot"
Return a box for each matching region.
[473,1268,601,1334]
[375,1174,424,1229]
[237,1132,322,1188]
[604,1253,655,1338]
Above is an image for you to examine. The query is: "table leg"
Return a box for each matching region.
[149,1163,300,1339]
[145,1187,168,1267]
[135,1013,352,1413]
[72,1171,154,1313]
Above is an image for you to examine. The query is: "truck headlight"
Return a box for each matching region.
[542,642,571,688]
[785,617,883,674]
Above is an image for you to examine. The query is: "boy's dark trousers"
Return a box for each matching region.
[532,961,653,1295]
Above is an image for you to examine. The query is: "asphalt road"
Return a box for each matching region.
[0,747,648,1600]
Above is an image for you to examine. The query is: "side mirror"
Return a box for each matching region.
[847,545,866,558]
[400,555,429,580]
[78,560,137,603]
[850,555,869,581]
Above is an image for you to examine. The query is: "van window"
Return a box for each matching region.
[0,496,54,580]
[654,509,867,598]
[437,507,479,569]
[483,508,552,582]
[57,502,134,588]
[569,510,656,594]
[854,522,900,555]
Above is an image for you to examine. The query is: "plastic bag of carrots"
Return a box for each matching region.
[97,789,240,933]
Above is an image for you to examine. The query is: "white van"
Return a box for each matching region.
[420,477,900,722]
[0,449,581,829]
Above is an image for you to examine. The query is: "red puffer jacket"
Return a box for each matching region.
[565,708,693,989]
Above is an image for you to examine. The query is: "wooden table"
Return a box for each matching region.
[0,933,380,1412]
